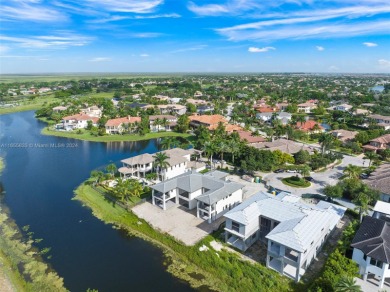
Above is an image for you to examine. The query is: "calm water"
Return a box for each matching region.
[0,111,193,292]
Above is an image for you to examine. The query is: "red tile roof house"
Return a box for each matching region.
[362,134,390,153]
[236,130,266,144]
[105,116,141,134]
[295,120,325,133]
[61,114,99,131]
[189,114,228,131]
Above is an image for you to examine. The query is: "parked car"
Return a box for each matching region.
[304,176,314,182]
[360,173,369,179]
[274,169,284,173]
[286,169,298,173]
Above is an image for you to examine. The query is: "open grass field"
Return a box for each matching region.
[0,95,57,115]
[0,73,183,83]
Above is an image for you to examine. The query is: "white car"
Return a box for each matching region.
[286,169,298,173]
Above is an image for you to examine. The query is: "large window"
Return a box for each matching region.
[370,258,383,268]
[232,221,240,233]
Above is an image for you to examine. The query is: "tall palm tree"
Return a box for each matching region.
[203,141,216,169]
[343,164,362,180]
[153,152,170,181]
[161,118,169,131]
[318,133,334,156]
[216,141,230,169]
[335,277,362,292]
[90,170,105,186]
[154,118,162,132]
[160,137,176,150]
[106,163,117,178]
[364,151,379,167]
[129,179,144,199]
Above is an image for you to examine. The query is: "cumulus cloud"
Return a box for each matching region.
[363,42,378,47]
[316,46,324,51]
[248,46,275,53]
[378,59,390,68]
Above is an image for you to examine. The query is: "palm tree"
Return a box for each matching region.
[300,165,311,178]
[343,164,362,180]
[318,133,334,156]
[154,118,162,132]
[90,170,105,186]
[335,277,362,292]
[153,152,170,181]
[160,137,176,150]
[161,118,169,131]
[106,163,117,178]
[364,151,379,167]
[129,179,144,199]
[352,184,378,222]
[203,141,216,169]
[216,140,230,169]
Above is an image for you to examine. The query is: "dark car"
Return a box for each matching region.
[304,176,314,182]
[360,173,369,179]
[274,169,284,173]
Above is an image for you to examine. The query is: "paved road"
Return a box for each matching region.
[262,154,366,197]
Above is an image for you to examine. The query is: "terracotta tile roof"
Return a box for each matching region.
[295,120,324,132]
[255,106,276,113]
[105,116,141,127]
[149,115,177,121]
[371,134,390,144]
[189,114,227,129]
[225,124,244,133]
[237,130,266,144]
[62,113,99,123]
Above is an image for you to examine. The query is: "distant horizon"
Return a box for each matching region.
[1,1,389,74]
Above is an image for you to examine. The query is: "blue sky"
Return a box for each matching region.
[0,0,389,73]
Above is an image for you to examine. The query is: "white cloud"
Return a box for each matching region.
[188,0,261,16]
[248,46,275,53]
[129,32,164,38]
[0,45,10,54]
[83,0,163,13]
[140,54,149,57]
[89,57,111,62]
[328,65,339,71]
[378,59,390,68]
[0,32,94,49]
[170,45,208,53]
[363,42,378,47]
[0,0,67,22]
[316,46,324,51]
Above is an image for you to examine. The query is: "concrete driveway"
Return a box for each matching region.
[262,154,366,197]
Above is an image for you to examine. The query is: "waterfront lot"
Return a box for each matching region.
[132,202,224,246]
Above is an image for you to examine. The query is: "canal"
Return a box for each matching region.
[0,111,193,292]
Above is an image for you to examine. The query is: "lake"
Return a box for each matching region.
[0,111,193,292]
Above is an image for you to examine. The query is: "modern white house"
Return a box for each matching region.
[151,170,244,223]
[256,112,292,125]
[61,114,99,131]
[334,103,353,112]
[351,215,390,289]
[224,192,346,282]
[118,148,203,182]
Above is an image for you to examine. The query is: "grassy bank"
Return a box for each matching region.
[42,127,192,142]
[74,182,294,292]
[0,157,67,292]
[0,95,57,115]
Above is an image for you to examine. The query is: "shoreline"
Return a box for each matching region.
[41,126,192,142]
[73,181,294,292]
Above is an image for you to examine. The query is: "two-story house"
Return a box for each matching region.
[297,102,317,113]
[189,114,228,131]
[365,163,390,202]
[224,192,346,282]
[351,215,390,289]
[61,114,99,131]
[149,115,177,132]
[363,134,390,152]
[105,116,141,134]
[151,170,244,223]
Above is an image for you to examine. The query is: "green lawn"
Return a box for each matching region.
[0,95,57,115]
[41,127,192,142]
[74,182,295,292]
[282,176,311,188]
